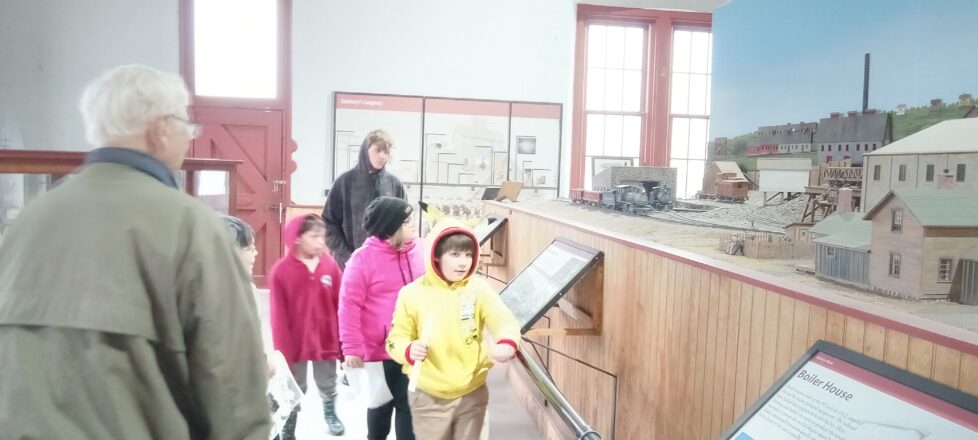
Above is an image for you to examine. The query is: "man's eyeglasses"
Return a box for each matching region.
[167,115,202,139]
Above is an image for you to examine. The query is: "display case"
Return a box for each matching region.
[0,149,240,238]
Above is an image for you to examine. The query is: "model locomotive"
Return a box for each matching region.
[570,181,674,213]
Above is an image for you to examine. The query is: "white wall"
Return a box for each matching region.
[0,0,179,150]
[290,0,577,204]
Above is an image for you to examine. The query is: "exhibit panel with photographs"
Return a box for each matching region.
[332,93,563,219]
[333,92,424,185]
[510,102,562,200]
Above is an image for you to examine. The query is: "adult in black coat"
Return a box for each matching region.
[322,129,407,268]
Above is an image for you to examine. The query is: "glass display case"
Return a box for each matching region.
[0,149,240,239]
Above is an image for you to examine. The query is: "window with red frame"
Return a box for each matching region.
[571,6,711,191]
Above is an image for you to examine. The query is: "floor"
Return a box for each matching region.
[256,289,543,439]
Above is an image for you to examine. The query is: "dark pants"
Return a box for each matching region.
[367,360,415,440]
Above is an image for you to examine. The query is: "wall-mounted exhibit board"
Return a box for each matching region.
[333,92,561,211]
[722,340,978,440]
[333,93,425,203]
[498,238,603,333]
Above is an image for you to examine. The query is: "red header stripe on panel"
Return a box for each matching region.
[336,94,423,112]
[512,103,562,119]
[813,353,978,431]
[424,99,510,117]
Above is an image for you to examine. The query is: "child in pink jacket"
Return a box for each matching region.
[339,197,424,440]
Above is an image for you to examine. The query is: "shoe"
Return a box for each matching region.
[323,393,345,436]
[280,409,299,440]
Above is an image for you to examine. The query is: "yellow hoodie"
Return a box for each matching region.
[385,218,520,399]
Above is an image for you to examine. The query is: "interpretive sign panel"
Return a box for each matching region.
[498,238,602,333]
[722,341,978,440]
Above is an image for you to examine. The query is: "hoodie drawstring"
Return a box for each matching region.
[396,251,410,286]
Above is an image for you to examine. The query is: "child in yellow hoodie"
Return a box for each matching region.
[386,220,520,439]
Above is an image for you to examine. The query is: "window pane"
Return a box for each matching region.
[623,70,642,112]
[586,68,606,111]
[194,0,278,99]
[622,115,642,157]
[624,27,645,70]
[605,69,624,111]
[671,117,690,159]
[606,26,626,69]
[586,114,605,156]
[584,158,593,190]
[688,159,706,197]
[604,114,623,157]
[671,158,689,199]
[689,74,708,115]
[670,73,690,114]
[672,30,691,73]
[587,25,607,68]
[705,79,712,114]
[690,31,710,74]
[688,118,708,160]
[707,33,714,74]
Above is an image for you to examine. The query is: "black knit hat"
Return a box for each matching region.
[363,196,412,240]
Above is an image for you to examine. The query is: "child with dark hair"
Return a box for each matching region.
[220,214,262,327]
[339,196,424,439]
[270,214,345,438]
[386,220,520,439]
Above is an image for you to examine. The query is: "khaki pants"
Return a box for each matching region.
[408,385,489,440]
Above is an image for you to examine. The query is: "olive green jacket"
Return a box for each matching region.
[0,163,271,439]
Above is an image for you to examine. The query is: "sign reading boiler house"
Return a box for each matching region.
[724,341,978,440]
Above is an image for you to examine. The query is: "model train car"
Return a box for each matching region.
[698,172,749,203]
[715,179,749,202]
[570,181,673,213]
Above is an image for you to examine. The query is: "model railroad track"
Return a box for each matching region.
[646,211,784,234]
[745,213,787,229]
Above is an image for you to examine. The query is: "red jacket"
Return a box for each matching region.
[269,216,343,364]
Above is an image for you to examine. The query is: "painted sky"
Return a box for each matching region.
[710,0,978,138]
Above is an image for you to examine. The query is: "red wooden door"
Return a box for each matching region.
[191,107,285,285]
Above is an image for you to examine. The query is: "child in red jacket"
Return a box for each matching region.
[270,214,345,438]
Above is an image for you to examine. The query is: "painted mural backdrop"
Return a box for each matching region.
[709,0,978,170]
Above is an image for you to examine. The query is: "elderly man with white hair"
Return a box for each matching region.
[0,65,271,439]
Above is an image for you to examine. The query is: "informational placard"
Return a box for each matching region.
[473,217,507,246]
[723,341,978,440]
[499,238,602,333]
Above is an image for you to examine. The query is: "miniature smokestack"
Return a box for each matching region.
[938,169,956,190]
[837,188,854,213]
[863,53,870,112]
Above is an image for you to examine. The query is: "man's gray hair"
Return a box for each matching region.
[79,64,190,146]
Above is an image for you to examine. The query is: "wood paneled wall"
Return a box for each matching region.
[485,202,978,440]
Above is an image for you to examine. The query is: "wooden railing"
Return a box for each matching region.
[484,201,978,440]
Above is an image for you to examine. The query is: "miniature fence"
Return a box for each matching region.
[717,232,813,260]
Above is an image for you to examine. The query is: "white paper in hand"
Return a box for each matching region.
[347,361,394,409]
[267,351,302,440]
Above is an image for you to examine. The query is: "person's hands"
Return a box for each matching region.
[491,344,516,363]
[345,355,364,368]
[266,359,276,378]
[409,341,428,363]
